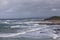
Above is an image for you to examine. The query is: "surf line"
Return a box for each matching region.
[0,25,49,37]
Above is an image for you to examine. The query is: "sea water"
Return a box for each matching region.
[0,20,60,40]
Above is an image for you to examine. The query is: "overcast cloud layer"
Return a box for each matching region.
[0,0,60,18]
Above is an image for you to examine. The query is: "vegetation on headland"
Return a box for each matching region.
[44,16,60,20]
[44,16,60,23]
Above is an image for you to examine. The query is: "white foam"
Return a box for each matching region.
[0,28,41,37]
[2,22,9,24]
[52,34,59,39]
[0,25,52,38]
[10,25,20,28]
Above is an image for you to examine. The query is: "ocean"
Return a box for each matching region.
[0,19,60,40]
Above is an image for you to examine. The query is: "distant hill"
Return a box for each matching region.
[44,16,60,20]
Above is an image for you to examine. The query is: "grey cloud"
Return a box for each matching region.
[0,0,60,18]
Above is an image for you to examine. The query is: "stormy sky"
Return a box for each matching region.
[0,0,60,18]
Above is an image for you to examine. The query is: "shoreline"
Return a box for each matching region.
[37,20,60,25]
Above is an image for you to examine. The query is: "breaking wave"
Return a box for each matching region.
[0,20,60,40]
[0,24,49,37]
